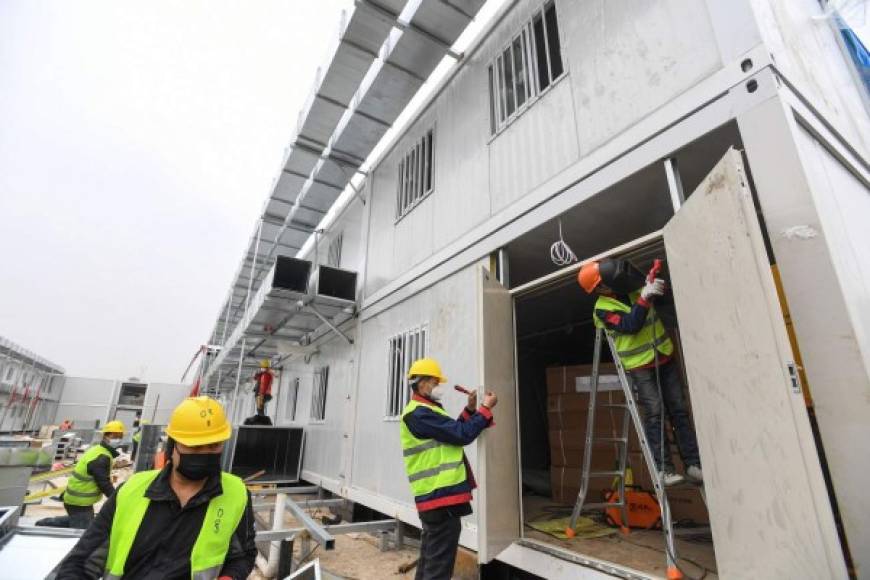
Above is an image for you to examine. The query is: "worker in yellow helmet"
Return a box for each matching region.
[57,397,256,579]
[57,420,126,529]
[400,358,497,580]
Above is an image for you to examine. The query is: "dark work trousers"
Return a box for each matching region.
[630,359,701,471]
[416,511,462,580]
[64,503,96,529]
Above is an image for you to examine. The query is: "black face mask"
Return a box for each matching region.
[599,259,645,295]
[175,452,222,481]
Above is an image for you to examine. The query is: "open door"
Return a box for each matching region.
[476,266,520,563]
[664,149,847,578]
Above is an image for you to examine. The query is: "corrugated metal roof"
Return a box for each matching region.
[0,335,65,375]
[203,0,488,386]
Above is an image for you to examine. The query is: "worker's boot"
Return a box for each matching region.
[661,470,685,487]
[686,465,703,483]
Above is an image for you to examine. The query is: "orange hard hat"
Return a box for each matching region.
[577,262,602,294]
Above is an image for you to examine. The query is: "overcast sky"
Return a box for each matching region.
[0,1,355,382]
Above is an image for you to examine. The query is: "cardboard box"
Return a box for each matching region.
[549,466,614,505]
[666,487,709,524]
[547,392,626,424]
[545,364,619,395]
[549,429,624,468]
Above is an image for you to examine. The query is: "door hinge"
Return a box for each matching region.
[787,362,802,395]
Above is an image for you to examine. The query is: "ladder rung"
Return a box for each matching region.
[587,470,624,477]
[592,437,627,443]
[583,501,624,509]
[598,403,627,408]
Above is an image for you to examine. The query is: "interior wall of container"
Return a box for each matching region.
[363,0,742,298]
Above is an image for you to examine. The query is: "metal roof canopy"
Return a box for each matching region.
[0,336,65,375]
[203,0,488,390]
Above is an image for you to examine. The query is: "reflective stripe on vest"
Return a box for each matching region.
[105,470,247,580]
[65,444,113,507]
[399,400,467,500]
[593,294,674,370]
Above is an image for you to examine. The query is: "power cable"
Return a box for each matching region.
[550,219,578,266]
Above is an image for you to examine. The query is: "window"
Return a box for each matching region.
[286,377,300,422]
[386,324,429,418]
[489,0,564,134]
[327,232,343,268]
[396,129,434,219]
[310,367,329,421]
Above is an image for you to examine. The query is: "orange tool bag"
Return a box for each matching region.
[604,489,662,530]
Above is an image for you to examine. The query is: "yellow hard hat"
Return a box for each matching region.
[102,420,126,434]
[407,358,447,384]
[165,396,231,446]
[260,359,271,368]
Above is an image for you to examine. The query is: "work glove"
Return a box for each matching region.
[640,278,666,301]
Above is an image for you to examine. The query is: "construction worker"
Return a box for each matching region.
[400,358,497,580]
[56,397,256,579]
[253,359,274,416]
[59,418,73,431]
[131,419,149,462]
[578,259,702,486]
[62,420,126,528]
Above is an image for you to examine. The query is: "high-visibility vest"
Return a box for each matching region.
[400,400,467,502]
[132,429,141,443]
[593,293,674,370]
[65,444,113,506]
[105,470,247,580]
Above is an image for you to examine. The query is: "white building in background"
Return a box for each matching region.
[0,335,65,433]
[200,1,870,578]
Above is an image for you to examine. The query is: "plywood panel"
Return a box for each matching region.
[664,150,847,578]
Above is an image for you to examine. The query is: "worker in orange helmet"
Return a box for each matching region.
[578,259,702,487]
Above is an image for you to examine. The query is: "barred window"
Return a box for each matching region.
[396,129,434,220]
[310,367,329,421]
[327,232,343,267]
[286,377,300,422]
[386,324,429,418]
[489,0,564,134]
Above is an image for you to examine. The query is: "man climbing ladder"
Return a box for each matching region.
[578,258,702,486]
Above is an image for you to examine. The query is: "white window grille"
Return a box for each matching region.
[396,129,434,220]
[286,377,300,422]
[489,0,564,134]
[310,367,329,421]
[4,365,16,382]
[327,232,343,267]
[386,324,429,418]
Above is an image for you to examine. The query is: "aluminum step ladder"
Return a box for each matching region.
[566,326,683,579]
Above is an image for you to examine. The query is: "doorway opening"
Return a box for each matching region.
[505,124,743,578]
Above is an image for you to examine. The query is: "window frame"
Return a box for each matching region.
[385,323,430,420]
[488,0,567,137]
[395,128,436,222]
[309,366,329,423]
[286,377,300,422]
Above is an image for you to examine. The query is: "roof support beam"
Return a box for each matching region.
[355,0,463,60]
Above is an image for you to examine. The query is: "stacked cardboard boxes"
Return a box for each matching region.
[546,364,635,504]
[545,364,708,524]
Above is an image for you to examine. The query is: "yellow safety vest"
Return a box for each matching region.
[65,444,113,506]
[105,469,247,580]
[399,399,467,501]
[593,293,674,370]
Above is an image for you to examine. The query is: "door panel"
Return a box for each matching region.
[476,266,520,563]
[664,149,847,578]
